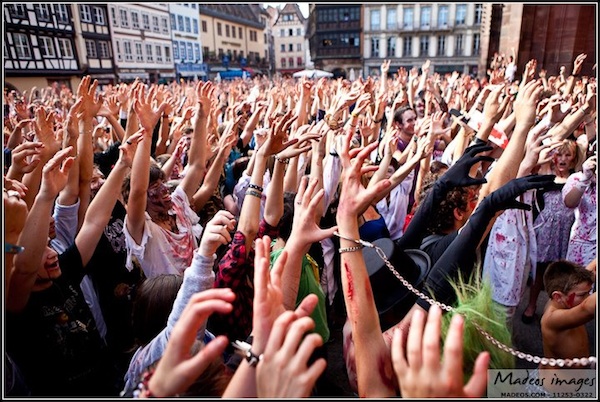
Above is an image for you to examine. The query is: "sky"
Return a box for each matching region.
[263,3,309,18]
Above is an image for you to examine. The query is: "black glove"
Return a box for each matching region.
[438,142,495,189]
[482,174,557,213]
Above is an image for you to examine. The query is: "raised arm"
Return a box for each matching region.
[75,131,143,266]
[9,147,75,313]
[125,86,165,244]
[179,81,212,201]
[336,135,396,397]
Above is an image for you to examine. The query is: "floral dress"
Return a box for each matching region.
[533,185,575,264]
[562,172,597,266]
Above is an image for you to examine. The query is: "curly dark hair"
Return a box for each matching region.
[419,171,473,234]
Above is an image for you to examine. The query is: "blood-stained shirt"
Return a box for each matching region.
[123,185,203,278]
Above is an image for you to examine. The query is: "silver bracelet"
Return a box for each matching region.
[339,245,364,254]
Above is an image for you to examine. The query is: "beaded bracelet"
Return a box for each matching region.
[133,368,156,398]
[274,156,290,164]
[339,245,364,254]
[248,183,263,192]
[246,189,262,198]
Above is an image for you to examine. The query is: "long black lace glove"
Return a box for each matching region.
[416,174,557,310]
[396,142,494,249]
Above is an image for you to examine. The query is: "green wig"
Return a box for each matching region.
[439,267,516,381]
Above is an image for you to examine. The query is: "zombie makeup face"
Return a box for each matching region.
[146,180,173,217]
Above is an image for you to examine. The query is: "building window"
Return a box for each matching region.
[455,33,464,55]
[156,45,163,62]
[177,15,184,31]
[387,37,396,58]
[289,28,293,36]
[36,4,51,21]
[201,20,207,32]
[217,22,222,36]
[371,37,380,58]
[437,35,446,56]
[93,7,105,25]
[99,41,110,58]
[370,9,380,30]
[142,14,150,30]
[232,25,236,38]
[194,43,200,61]
[297,28,302,36]
[86,39,97,58]
[110,7,118,26]
[40,36,55,57]
[226,24,230,37]
[115,41,122,61]
[9,4,26,18]
[403,36,412,57]
[474,4,483,25]
[239,27,243,39]
[403,7,413,29]
[119,8,128,28]
[438,5,449,27]
[152,16,159,32]
[132,12,140,29]
[58,38,74,58]
[297,56,303,66]
[180,43,186,60]
[297,43,302,51]
[420,6,431,28]
[187,43,193,61]
[185,17,191,33]
[280,44,285,52]
[280,29,285,37]
[54,4,69,23]
[419,36,429,56]
[124,41,133,61]
[162,17,170,34]
[289,57,294,67]
[387,8,397,30]
[135,42,143,62]
[165,46,171,62]
[455,4,467,25]
[281,57,286,68]
[288,43,293,52]
[80,5,92,22]
[173,41,179,60]
[250,31,257,41]
[146,44,153,62]
[473,33,480,55]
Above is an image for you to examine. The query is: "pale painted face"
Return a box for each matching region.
[146,180,173,215]
[553,150,575,175]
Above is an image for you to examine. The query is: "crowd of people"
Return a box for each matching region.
[3,50,597,398]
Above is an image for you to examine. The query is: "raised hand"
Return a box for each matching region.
[391,305,490,398]
[256,311,326,398]
[147,288,236,397]
[441,142,494,188]
[38,146,76,201]
[117,129,144,168]
[197,210,236,257]
[484,174,556,212]
[8,141,43,177]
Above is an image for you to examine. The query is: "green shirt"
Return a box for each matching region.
[269,247,330,343]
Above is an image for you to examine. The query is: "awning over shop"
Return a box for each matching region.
[180,71,207,77]
[118,72,149,80]
[218,70,244,80]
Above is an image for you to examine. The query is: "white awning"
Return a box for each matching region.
[180,71,206,77]
[118,72,149,80]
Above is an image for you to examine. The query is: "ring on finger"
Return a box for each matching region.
[7,190,21,199]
